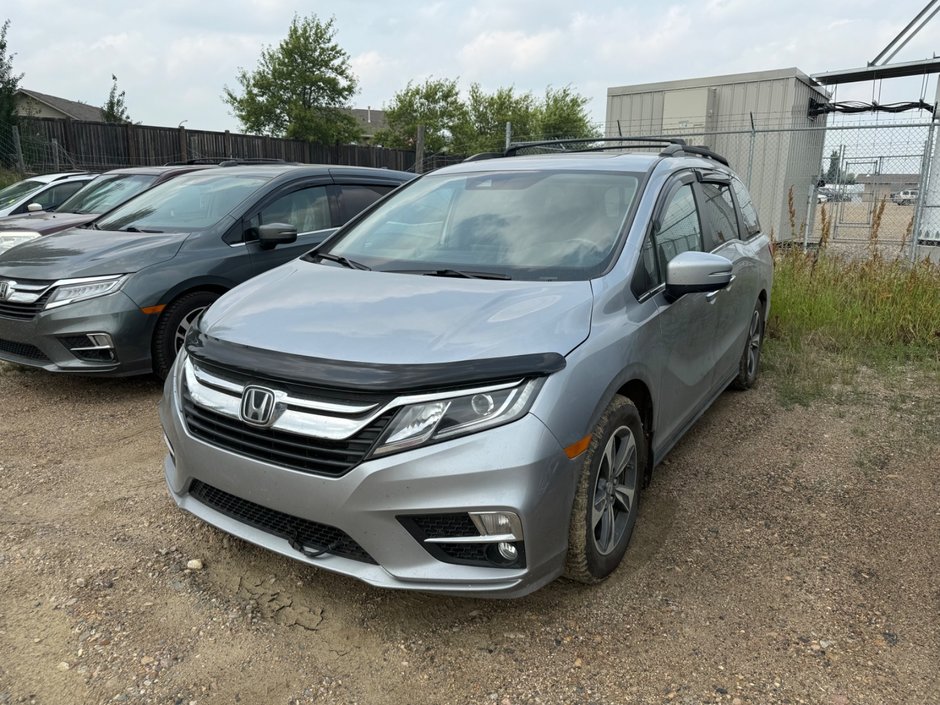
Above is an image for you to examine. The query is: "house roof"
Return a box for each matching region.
[16,88,105,122]
[348,108,387,136]
[855,173,920,186]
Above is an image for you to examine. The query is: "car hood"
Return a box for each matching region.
[0,212,95,235]
[0,228,186,279]
[201,260,594,366]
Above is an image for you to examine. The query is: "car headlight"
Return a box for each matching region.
[45,275,129,310]
[372,378,543,456]
[0,231,41,255]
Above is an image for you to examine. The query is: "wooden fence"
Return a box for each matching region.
[10,117,418,173]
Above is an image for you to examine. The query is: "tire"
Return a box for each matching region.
[730,300,765,390]
[565,396,646,584]
[152,291,219,380]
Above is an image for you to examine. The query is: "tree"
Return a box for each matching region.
[102,74,132,124]
[223,14,360,144]
[377,79,598,156]
[825,149,841,183]
[0,20,22,131]
[451,84,540,154]
[374,78,466,153]
[537,86,597,141]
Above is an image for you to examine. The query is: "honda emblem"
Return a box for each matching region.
[240,386,278,427]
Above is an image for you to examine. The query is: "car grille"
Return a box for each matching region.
[0,338,49,362]
[409,513,480,539]
[182,391,395,477]
[189,480,375,564]
[0,279,53,320]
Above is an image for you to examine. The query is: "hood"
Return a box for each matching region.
[0,212,96,236]
[0,228,186,280]
[201,260,594,366]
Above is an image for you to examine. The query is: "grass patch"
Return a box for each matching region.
[0,168,24,189]
[765,248,940,405]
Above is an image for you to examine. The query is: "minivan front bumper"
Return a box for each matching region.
[0,290,154,375]
[159,370,579,598]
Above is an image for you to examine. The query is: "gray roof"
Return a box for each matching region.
[17,88,106,122]
[855,173,920,186]
[347,108,387,135]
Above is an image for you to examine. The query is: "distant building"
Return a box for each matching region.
[855,173,920,203]
[348,107,387,142]
[15,88,105,122]
[607,68,830,240]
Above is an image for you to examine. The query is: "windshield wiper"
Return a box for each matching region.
[123,226,163,233]
[419,268,511,280]
[313,252,371,271]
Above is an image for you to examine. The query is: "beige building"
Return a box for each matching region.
[606,68,831,241]
[15,88,105,122]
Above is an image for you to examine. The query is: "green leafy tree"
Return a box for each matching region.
[378,79,597,155]
[0,20,22,131]
[374,77,466,153]
[826,149,842,184]
[451,84,540,154]
[537,85,597,140]
[223,14,360,144]
[102,74,132,124]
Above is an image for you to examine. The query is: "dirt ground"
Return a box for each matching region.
[0,359,937,705]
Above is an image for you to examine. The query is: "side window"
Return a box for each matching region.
[335,184,394,224]
[633,181,704,296]
[30,182,86,211]
[730,178,761,237]
[699,182,740,247]
[246,185,330,241]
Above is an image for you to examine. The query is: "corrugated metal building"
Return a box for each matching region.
[606,68,830,241]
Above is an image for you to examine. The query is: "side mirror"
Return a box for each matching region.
[664,251,733,302]
[257,222,297,249]
[27,203,43,213]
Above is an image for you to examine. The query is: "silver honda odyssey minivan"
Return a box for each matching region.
[160,139,773,597]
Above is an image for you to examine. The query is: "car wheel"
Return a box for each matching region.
[730,300,765,390]
[152,291,219,380]
[565,395,646,584]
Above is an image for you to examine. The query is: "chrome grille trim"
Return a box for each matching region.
[183,356,525,442]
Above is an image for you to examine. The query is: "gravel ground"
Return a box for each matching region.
[0,360,937,705]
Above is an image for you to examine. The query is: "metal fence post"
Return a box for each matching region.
[911,122,936,260]
[505,122,512,151]
[414,124,425,174]
[11,125,25,172]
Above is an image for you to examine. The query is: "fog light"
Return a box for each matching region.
[470,511,523,540]
[497,542,518,561]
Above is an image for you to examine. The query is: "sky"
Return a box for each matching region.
[3,0,938,135]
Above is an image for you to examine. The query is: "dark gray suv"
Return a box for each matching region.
[0,165,412,377]
[160,138,773,597]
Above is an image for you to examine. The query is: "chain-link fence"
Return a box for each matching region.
[513,117,940,260]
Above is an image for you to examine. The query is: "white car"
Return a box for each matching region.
[0,172,95,218]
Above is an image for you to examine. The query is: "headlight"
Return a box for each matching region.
[0,231,41,255]
[45,275,128,310]
[373,378,543,456]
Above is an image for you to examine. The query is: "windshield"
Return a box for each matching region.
[0,179,44,209]
[58,174,157,215]
[321,169,640,281]
[96,172,271,233]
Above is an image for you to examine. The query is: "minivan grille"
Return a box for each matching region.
[0,297,49,320]
[189,480,375,564]
[0,338,49,362]
[0,279,53,320]
[182,391,394,477]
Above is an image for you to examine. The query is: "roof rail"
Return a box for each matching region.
[162,158,292,167]
[499,137,730,168]
[504,136,687,157]
[659,143,730,167]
